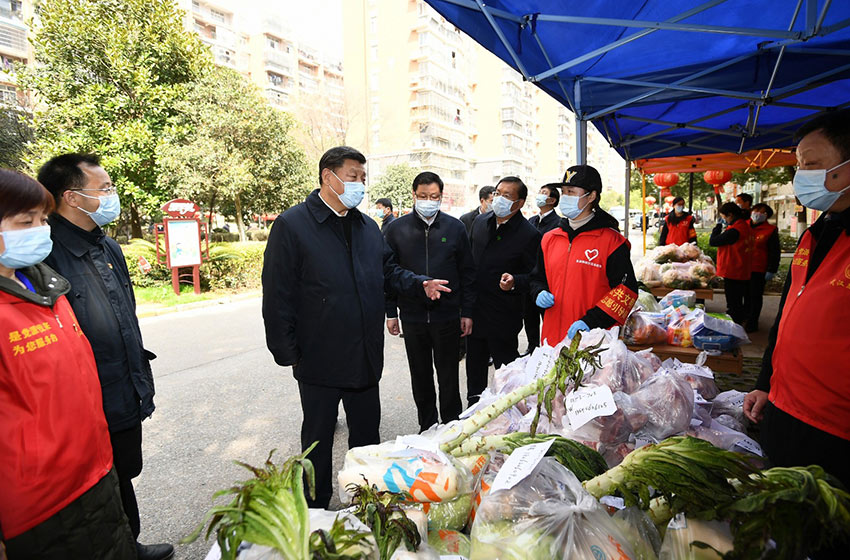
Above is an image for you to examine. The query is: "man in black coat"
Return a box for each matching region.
[522,183,561,354]
[384,171,476,432]
[39,154,172,560]
[466,177,540,405]
[374,197,395,232]
[460,185,496,236]
[262,146,450,508]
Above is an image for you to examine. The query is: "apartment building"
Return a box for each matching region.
[0,0,32,106]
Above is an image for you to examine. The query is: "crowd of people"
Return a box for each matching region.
[1,110,849,558]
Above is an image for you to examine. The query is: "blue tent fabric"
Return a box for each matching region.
[424,0,850,160]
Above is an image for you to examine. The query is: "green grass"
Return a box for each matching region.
[134,284,220,307]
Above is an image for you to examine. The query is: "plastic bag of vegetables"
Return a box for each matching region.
[658,289,696,309]
[653,244,685,264]
[679,243,702,261]
[658,514,733,560]
[635,258,663,287]
[427,530,471,558]
[470,458,642,559]
[689,261,716,288]
[624,312,668,345]
[634,289,662,312]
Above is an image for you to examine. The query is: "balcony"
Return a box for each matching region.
[263,49,291,75]
[0,20,27,57]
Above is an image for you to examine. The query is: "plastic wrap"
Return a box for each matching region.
[711,390,747,424]
[470,458,639,560]
[624,312,668,345]
[689,261,716,288]
[561,390,648,445]
[589,340,645,394]
[635,289,662,312]
[679,243,702,261]
[659,514,733,560]
[653,244,686,264]
[428,530,471,558]
[631,371,695,440]
[612,507,662,559]
[658,290,696,309]
[636,257,663,287]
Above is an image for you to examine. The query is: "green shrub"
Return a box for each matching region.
[210,232,241,243]
[778,232,798,252]
[696,232,718,261]
[200,241,266,290]
[248,229,269,242]
[122,239,171,288]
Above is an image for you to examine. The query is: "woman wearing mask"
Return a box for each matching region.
[745,203,780,332]
[531,165,638,344]
[658,196,697,246]
[710,201,753,324]
[0,170,135,558]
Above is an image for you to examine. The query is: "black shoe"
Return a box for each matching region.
[745,324,758,334]
[136,543,174,560]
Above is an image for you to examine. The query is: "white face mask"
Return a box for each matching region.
[674,205,684,214]
[793,159,850,211]
[492,194,515,218]
[415,199,440,218]
[559,192,590,219]
[751,212,767,224]
[535,194,551,208]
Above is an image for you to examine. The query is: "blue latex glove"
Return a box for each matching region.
[765,272,776,281]
[536,290,555,309]
[568,320,589,339]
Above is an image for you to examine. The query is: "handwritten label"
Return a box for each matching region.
[716,390,746,409]
[526,346,557,381]
[566,384,617,431]
[634,436,654,449]
[489,440,554,493]
[734,436,763,457]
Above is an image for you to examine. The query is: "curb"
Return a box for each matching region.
[137,291,262,318]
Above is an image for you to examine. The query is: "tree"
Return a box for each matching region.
[599,189,624,210]
[19,0,210,237]
[370,163,419,211]
[156,67,312,241]
[0,100,33,169]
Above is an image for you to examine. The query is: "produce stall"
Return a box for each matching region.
[648,286,713,301]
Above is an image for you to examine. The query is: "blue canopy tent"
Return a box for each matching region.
[423,0,850,237]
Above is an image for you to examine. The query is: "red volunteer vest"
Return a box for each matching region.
[750,222,777,274]
[0,292,113,538]
[769,229,850,441]
[716,219,753,280]
[540,227,636,345]
[665,214,696,246]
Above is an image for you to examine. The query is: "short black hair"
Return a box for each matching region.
[795,108,850,160]
[0,169,55,222]
[375,198,392,210]
[672,196,685,206]
[478,185,496,201]
[752,203,774,218]
[720,201,743,220]
[318,146,366,185]
[37,153,102,200]
[735,192,753,206]
[496,176,528,201]
[540,183,561,204]
[412,171,443,193]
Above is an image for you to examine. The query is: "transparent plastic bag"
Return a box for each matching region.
[658,290,697,309]
[589,340,645,394]
[612,507,662,559]
[659,514,733,560]
[636,258,663,287]
[635,289,662,312]
[631,371,695,440]
[624,312,668,346]
[679,243,702,262]
[470,458,639,559]
[653,244,685,264]
[689,261,716,288]
[428,529,471,558]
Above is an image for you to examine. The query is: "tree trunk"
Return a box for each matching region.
[129,204,143,239]
[234,193,246,242]
[208,191,216,230]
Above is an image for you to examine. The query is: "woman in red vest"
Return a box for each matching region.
[658,196,697,246]
[0,170,134,559]
[744,203,780,333]
[710,201,752,324]
[530,164,638,345]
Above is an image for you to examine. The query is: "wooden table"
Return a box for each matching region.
[626,343,742,374]
[650,287,714,301]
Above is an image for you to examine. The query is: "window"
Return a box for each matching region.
[191,0,200,13]
[0,84,17,105]
[267,36,280,50]
[370,16,377,34]
[210,9,226,23]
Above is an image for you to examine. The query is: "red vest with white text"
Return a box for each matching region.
[716,219,753,280]
[769,229,850,441]
[665,214,696,245]
[750,222,777,274]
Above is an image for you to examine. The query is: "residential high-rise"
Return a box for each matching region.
[0,0,32,106]
[178,0,251,75]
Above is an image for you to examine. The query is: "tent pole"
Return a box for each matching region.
[624,159,631,239]
[641,171,647,255]
[577,120,587,164]
[688,172,694,212]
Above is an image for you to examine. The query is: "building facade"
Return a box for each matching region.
[0,0,32,106]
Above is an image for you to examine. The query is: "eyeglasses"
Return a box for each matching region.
[415,194,442,201]
[73,187,118,195]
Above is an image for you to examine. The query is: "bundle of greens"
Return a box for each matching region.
[346,483,422,560]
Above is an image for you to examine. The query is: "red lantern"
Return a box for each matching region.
[653,173,679,188]
[704,170,732,186]
[660,187,672,198]
[713,185,723,195]
[644,196,656,205]
[664,196,676,204]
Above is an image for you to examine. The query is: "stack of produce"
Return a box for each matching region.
[635,244,716,289]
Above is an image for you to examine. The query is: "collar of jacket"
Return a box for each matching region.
[306,188,366,225]
[414,210,442,229]
[812,205,850,236]
[488,209,524,231]
[49,213,105,257]
[667,211,691,225]
[0,262,70,306]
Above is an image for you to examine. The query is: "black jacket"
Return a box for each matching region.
[530,210,638,330]
[44,214,155,432]
[381,213,395,233]
[469,210,540,338]
[460,208,482,237]
[262,190,429,389]
[384,211,476,323]
[528,210,560,235]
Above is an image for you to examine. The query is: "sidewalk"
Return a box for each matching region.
[136,290,261,318]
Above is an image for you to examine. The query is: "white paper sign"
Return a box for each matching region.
[527,345,557,381]
[667,513,689,530]
[489,440,554,493]
[566,384,617,431]
[634,435,654,449]
[394,434,440,455]
[734,436,764,457]
[600,496,626,510]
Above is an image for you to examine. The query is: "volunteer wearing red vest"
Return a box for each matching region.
[744,203,780,333]
[531,165,638,344]
[658,196,697,246]
[0,170,134,559]
[709,202,752,324]
[744,108,850,493]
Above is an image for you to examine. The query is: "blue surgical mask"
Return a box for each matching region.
[331,171,366,209]
[559,192,590,219]
[793,159,850,211]
[674,205,684,214]
[0,225,53,269]
[491,195,515,218]
[415,199,440,218]
[751,212,767,224]
[535,194,550,208]
[75,192,121,226]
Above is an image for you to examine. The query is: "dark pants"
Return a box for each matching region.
[745,272,767,330]
[5,469,136,560]
[298,382,381,509]
[110,424,143,541]
[723,278,749,324]
[401,319,463,432]
[522,295,541,352]
[465,334,519,406]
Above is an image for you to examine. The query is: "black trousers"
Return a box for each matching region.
[522,295,541,351]
[5,469,136,560]
[745,272,767,329]
[465,333,519,406]
[298,382,381,509]
[723,278,750,324]
[110,424,143,541]
[401,319,463,432]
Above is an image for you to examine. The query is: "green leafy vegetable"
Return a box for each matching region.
[346,482,422,560]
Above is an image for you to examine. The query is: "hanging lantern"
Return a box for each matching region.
[660,187,672,198]
[653,173,679,188]
[644,196,657,205]
[664,196,676,204]
[704,170,732,186]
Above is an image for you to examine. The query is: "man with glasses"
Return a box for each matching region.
[39,154,172,560]
[465,177,540,405]
[383,172,476,432]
